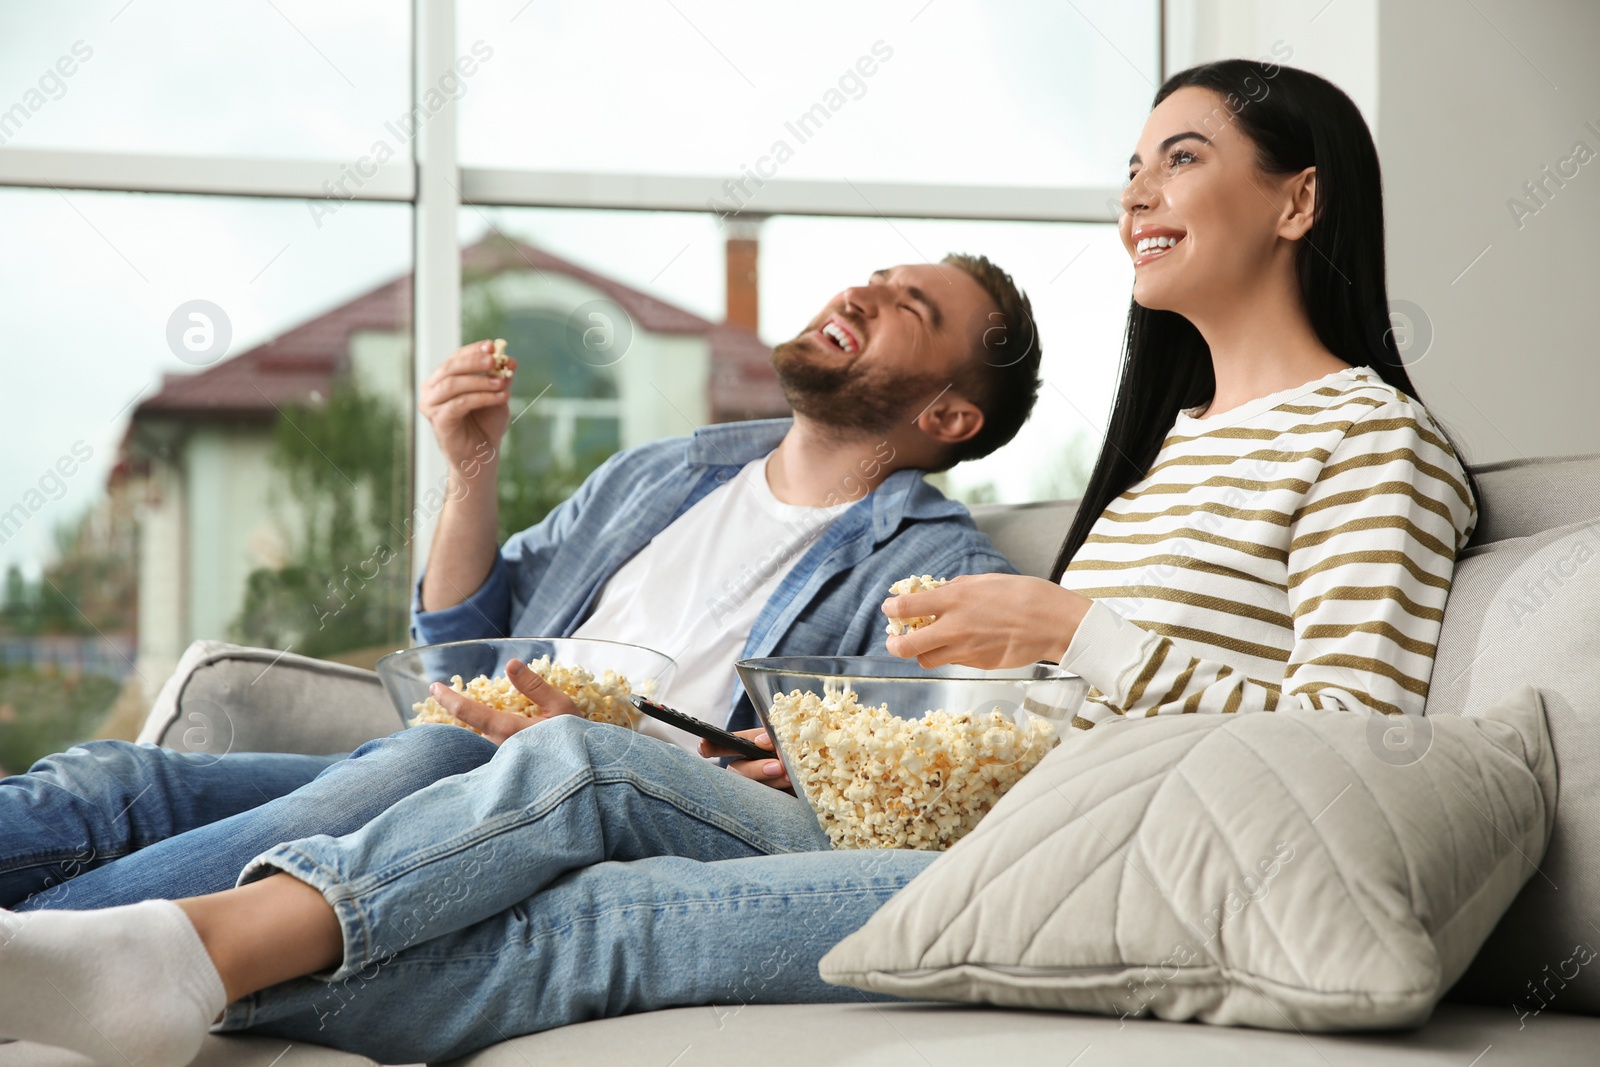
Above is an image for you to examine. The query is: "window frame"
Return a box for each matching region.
[0,0,1141,580]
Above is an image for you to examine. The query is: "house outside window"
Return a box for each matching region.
[0,1,1152,773]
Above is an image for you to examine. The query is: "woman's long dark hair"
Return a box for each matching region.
[1049,60,1481,580]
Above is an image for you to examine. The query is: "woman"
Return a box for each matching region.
[883,59,1478,724]
[0,61,1478,1066]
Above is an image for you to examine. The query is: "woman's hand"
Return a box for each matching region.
[699,728,791,790]
[427,659,581,745]
[882,574,1090,669]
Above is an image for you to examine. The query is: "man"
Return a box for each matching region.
[0,253,1041,917]
[0,254,1044,1066]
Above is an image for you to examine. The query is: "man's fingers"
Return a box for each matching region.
[698,729,775,760]
[696,729,788,788]
[447,340,498,373]
[431,684,532,745]
[506,660,581,718]
[726,757,790,788]
[423,374,507,409]
[425,342,516,390]
[434,392,509,424]
[423,343,489,389]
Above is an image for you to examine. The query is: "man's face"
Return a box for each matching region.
[772,263,994,434]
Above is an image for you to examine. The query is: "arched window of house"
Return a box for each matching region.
[496,308,623,533]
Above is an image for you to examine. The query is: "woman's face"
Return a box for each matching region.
[1119,86,1311,316]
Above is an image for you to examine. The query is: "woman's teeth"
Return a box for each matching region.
[822,321,857,353]
[1136,235,1182,254]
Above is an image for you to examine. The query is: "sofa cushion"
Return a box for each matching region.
[1465,452,1600,546]
[443,999,1600,1066]
[1428,518,1600,1012]
[970,499,1078,579]
[137,640,405,757]
[817,687,1554,1031]
[0,1035,378,1066]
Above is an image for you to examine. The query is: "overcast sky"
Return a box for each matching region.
[0,0,1153,577]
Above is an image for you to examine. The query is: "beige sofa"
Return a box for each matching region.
[6,452,1597,1066]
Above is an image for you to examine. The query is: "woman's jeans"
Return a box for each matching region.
[0,727,497,909]
[222,716,936,1063]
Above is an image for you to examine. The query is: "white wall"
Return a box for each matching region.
[184,429,290,646]
[620,333,711,450]
[1378,0,1600,463]
[1165,0,1378,130]
[1165,0,1599,465]
[349,329,414,413]
[133,460,185,695]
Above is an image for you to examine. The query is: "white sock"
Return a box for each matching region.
[0,901,226,1067]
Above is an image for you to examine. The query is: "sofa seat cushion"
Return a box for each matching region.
[0,1035,379,1066]
[443,1001,1600,1066]
[818,688,1554,1031]
[1427,518,1600,1012]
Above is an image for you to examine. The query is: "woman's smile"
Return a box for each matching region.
[1130,225,1187,268]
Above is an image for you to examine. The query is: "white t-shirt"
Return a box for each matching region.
[571,453,850,751]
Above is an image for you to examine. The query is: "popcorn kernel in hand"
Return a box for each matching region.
[885,574,949,636]
[490,338,513,379]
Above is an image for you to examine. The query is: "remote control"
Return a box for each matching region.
[628,695,776,762]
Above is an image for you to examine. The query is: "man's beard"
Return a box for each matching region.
[771,335,945,435]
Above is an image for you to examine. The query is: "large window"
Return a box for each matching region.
[0,0,1154,772]
[456,0,1153,188]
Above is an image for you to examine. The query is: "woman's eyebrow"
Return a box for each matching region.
[1128,130,1212,166]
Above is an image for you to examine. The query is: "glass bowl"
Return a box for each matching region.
[734,656,1087,849]
[376,637,676,726]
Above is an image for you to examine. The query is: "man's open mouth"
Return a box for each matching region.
[819,316,861,354]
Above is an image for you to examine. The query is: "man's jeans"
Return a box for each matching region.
[0,728,496,910]
[221,716,937,1063]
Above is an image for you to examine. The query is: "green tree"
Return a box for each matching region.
[0,664,118,776]
[231,384,411,658]
[1,564,32,634]
[0,502,137,638]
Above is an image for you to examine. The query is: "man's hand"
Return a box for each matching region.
[882,573,1091,669]
[419,340,517,472]
[428,659,581,746]
[418,341,517,612]
[700,728,791,790]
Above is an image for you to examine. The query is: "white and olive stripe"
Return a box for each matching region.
[1058,366,1476,727]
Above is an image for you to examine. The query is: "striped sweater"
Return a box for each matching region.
[1058,364,1476,728]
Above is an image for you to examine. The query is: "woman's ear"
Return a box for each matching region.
[1279,166,1318,241]
[914,392,985,449]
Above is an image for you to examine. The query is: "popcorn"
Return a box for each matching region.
[767,687,1058,851]
[884,575,949,636]
[490,338,513,379]
[409,655,645,733]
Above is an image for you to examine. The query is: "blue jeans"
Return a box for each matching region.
[0,729,497,910]
[222,716,936,1062]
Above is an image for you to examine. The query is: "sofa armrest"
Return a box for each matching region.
[136,640,408,756]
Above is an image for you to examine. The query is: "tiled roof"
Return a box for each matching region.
[133,237,788,423]
[134,277,411,423]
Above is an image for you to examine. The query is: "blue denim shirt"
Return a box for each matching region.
[411,419,1015,730]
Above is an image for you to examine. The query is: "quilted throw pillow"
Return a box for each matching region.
[820,687,1556,1031]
